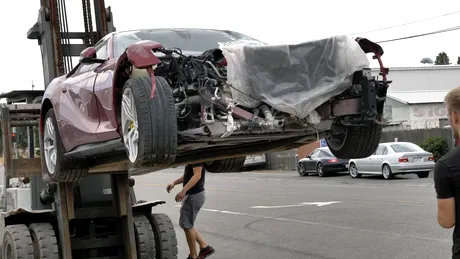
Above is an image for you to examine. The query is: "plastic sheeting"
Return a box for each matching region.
[219,35,370,119]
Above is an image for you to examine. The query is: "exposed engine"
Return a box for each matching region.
[151,47,299,139]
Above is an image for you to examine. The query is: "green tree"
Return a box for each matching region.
[435,52,451,65]
[457,56,460,65]
[420,57,433,64]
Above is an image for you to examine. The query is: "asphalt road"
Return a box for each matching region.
[0,165,451,258]
[132,168,452,259]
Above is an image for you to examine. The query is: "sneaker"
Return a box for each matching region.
[198,246,215,258]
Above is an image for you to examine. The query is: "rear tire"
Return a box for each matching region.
[204,157,246,173]
[382,164,393,180]
[121,76,177,168]
[40,108,88,182]
[417,171,430,178]
[326,120,382,159]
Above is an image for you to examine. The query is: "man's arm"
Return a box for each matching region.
[181,165,203,194]
[434,160,455,229]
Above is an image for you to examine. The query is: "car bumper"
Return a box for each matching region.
[391,163,435,173]
[324,163,349,172]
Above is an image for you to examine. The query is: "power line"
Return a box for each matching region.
[375,25,460,43]
[347,10,460,36]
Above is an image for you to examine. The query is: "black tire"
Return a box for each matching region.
[121,76,177,168]
[28,223,59,259]
[40,108,88,182]
[204,157,246,173]
[326,120,382,159]
[417,171,430,178]
[2,224,34,259]
[150,213,178,259]
[134,215,156,259]
[348,162,362,178]
[382,164,393,180]
[297,162,307,176]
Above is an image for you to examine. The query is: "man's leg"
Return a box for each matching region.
[195,228,208,249]
[184,228,198,258]
[180,196,198,258]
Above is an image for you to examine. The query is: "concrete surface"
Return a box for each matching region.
[133,168,452,259]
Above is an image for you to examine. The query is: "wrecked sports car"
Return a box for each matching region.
[39,28,390,182]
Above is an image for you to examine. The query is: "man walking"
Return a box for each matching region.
[167,163,215,259]
[434,86,460,258]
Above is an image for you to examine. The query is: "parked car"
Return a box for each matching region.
[297,147,349,177]
[348,142,435,180]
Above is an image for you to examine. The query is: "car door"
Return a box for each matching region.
[58,55,102,151]
[305,149,320,172]
[92,35,121,142]
[370,145,387,173]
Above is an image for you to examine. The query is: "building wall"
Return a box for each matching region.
[371,66,460,92]
[384,98,409,122]
[408,103,447,129]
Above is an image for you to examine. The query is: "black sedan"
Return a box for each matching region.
[297,147,349,177]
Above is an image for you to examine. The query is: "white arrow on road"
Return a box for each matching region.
[250,201,341,209]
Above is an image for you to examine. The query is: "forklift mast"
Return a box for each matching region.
[27,0,116,87]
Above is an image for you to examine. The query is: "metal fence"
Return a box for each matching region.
[265,149,298,171]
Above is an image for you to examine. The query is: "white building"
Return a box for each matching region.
[370,65,460,130]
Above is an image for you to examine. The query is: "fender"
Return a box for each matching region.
[125,40,164,99]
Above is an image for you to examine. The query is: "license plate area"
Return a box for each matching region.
[413,157,423,162]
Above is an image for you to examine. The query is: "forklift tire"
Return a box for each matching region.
[28,223,59,259]
[2,224,34,259]
[41,108,88,182]
[121,76,177,168]
[134,215,156,259]
[150,213,178,259]
[204,157,246,173]
[326,120,382,159]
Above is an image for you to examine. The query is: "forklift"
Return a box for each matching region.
[0,1,178,258]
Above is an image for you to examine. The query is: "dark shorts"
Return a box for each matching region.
[179,191,206,229]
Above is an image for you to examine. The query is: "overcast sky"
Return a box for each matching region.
[0,0,459,92]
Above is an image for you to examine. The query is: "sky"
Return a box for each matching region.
[0,0,459,92]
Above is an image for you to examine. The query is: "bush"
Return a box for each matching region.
[420,136,449,161]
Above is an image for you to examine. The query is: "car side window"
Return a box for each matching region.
[96,42,108,60]
[310,150,319,158]
[382,147,388,155]
[375,145,385,155]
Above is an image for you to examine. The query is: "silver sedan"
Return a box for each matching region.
[348,142,435,180]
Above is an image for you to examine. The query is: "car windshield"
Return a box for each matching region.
[113,28,263,57]
[390,143,424,153]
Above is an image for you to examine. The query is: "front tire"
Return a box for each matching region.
[297,162,307,176]
[40,108,88,182]
[348,162,362,178]
[121,76,177,168]
[317,163,326,177]
[326,120,382,159]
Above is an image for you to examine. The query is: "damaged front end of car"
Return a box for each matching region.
[119,35,390,160]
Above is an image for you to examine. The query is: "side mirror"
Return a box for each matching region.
[79,47,97,64]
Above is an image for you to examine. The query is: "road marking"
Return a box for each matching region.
[172,206,450,244]
[250,201,341,209]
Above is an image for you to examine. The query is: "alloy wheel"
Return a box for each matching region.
[349,164,358,177]
[121,88,140,163]
[44,117,57,174]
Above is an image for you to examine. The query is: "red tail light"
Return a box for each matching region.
[428,156,434,161]
[398,157,409,162]
[328,159,338,163]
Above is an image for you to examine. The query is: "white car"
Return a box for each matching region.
[348,142,435,180]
